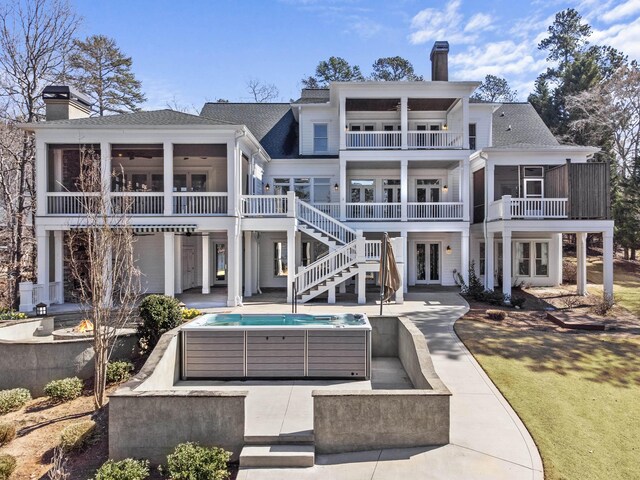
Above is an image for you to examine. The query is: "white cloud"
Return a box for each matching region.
[592,16,640,59]
[408,0,469,45]
[464,13,494,33]
[600,0,640,23]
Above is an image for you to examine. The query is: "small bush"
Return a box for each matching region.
[106,361,134,384]
[137,295,183,352]
[181,308,202,320]
[165,442,231,480]
[0,454,16,480]
[59,420,95,453]
[94,459,149,480]
[591,294,615,316]
[563,260,577,284]
[44,377,83,403]
[0,422,16,446]
[487,309,507,321]
[0,310,27,321]
[561,295,581,310]
[0,388,31,415]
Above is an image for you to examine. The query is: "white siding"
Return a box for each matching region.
[300,106,339,155]
[407,232,462,286]
[258,231,288,289]
[134,234,165,294]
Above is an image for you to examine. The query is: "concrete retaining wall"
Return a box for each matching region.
[0,318,137,397]
[313,315,450,454]
[109,328,247,464]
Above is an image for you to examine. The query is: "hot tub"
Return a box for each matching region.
[181,313,371,380]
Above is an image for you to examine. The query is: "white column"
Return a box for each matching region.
[576,232,587,295]
[174,234,182,294]
[486,232,495,290]
[164,232,175,297]
[339,94,347,150]
[502,230,512,301]
[286,228,296,303]
[226,140,236,216]
[358,272,366,305]
[227,225,242,306]
[36,228,50,305]
[36,139,47,217]
[462,96,470,150]
[163,142,173,215]
[554,233,563,285]
[461,230,470,286]
[54,230,64,303]
[486,159,495,214]
[201,233,210,294]
[328,286,336,304]
[339,157,347,221]
[244,231,252,297]
[602,230,614,299]
[400,96,408,150]
[400,160,408,221]
[100,142,111,213]
[251,233,259,294]
[395,267,404,304]
[461,159,470,221]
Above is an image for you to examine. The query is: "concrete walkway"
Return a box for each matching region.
[225,292,544,479]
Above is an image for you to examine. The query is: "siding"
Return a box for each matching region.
[407,232,461,286]
[134,234,165,293]
[300,107,339,155]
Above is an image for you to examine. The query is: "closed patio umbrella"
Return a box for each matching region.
[379,233,401,315]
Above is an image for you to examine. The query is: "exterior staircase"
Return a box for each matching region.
[240,433,315,468]
[294,200,372,304]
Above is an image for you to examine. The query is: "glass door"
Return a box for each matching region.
[416,179,440,203]
[350,179,375,219]
[214,243,227,284]
[416,242,441,284]
[383,179,401,219]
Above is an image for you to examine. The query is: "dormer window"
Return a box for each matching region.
[313,123,328,153]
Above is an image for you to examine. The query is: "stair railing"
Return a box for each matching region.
[294,239,358,297]
[296,199,357,245]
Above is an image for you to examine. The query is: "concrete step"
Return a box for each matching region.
[239,444,315,468]
[244,432,314,445]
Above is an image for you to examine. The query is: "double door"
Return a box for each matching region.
[416,242,441,284]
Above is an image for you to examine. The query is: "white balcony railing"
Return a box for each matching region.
[407,202,463,220]
[112,192,164,215]
[488,196,568,220]
[346,131,401,149]
[241,195,289,216]
[173,192,227,215]
[47,192,99,215]
[311,203,340,218]
[407,131,463,149]
[365,240,381,260]
[346,203,401,220]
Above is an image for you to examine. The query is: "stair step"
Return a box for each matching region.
[244,432,314,445]
[240,445,315,468]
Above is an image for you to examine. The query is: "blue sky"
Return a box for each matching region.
[72,0,640,110]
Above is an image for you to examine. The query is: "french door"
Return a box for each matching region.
[416,242,441,284]
[214,242,227,285]
[416,179,440,203]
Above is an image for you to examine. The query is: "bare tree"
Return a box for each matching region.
[165,95,198,114]
[246,78,279,102]
[67,147,141,409]
[0,0,80,308]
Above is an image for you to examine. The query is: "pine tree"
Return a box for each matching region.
[69,35,146,116]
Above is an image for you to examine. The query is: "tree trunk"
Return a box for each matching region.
[631,248,637,261]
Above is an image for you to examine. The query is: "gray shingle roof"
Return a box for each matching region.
[292,88,330,104]
[492,103,559,147]
[42,109,233,126]
[200,103,298,158]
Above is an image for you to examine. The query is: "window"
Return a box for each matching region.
[293,177,310,201]
[515,242,531,276]
[273,178,290,195]
[383,179,401,203]
[416,179,440,203]
[479,242,486,275]
[469,123,477,150]
[274,242,288,277]
[313,123,328,153]
[535,242,549,276]
[350,179,375,203]
[313,178,331,203]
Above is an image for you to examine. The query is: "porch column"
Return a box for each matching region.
[226,140,237,216]
[576,232,587,295]
[251,233,259,294]
[339,94,347,150]
[36,228,50,305]
[328,286,336,304]
[358,272,366,305]
[54,231,64,304]
[400,160,408,221]
[339,157,347,221]
[400,96,408,150]
[227,224,243,307]
[486,232,495,290]
[462,96,470,150]
[35,139,47,217]
[502,230,512,301]
[174,234,182,294]
[286,228,296,303]
[602,229,614,299]
[100,142,111,213]
[554,233,563,285]
[461,230,470,286]
[486,159,495,217]
[460,159,470,221]
[163,142,173,215]
[244,231,252,297]
[201,233,210,295]
[164,232,175,296]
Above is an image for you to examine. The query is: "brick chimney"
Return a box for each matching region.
[42,86,92,120]
[430,41,449,81]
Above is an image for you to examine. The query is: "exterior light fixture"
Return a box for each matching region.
[442,185,448,193]
[334,183,339,191]
[178,301,186,309]
[36,302,47,316]
[446,245,452,255]
[442,123,448,130]
[265,183,270,192]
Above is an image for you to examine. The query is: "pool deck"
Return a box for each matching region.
[175,357,412,440]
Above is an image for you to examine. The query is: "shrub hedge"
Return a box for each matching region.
[94,459,149,480]
[165,442,231,480]
[60,420,96,452]
[44,377,83,402]
[137,295,183,352]
[0,388,31,415]
[0,422,16,446]
[0,454,16,480]
[106,361,134,384]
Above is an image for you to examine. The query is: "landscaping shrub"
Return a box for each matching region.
[106,360,134,384]
[0,388,31,415]
[0,422,16,446]
[561,295,581,310]
[591,294,615,316]
[562,260,577,284]
[59,420,96,452]
[487,310,507,321]
[44,377,83,402]
[165,442,231,480]
[181,308,202,320]
[94,459,149,480]
[137,295,183,351]
[0,309,27,321]
[0,454,16,480]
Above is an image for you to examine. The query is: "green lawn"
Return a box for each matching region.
[455,319,640,480]
[587,258,640,317]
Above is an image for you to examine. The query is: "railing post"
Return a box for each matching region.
[356,230,365,263]
[287,191,297,218]
[18,282,35,313]
[502,195,512,220]
[401,96,408,150]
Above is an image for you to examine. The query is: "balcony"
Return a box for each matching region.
[344,131,463,150]
[488,196,568,221]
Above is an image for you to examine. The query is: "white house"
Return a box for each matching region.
[18,41,614,312]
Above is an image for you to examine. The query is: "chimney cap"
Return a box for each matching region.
[42,85,92,107]
[430,41,450,60]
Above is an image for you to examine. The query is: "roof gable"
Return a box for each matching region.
[492,103,559,147]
